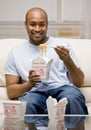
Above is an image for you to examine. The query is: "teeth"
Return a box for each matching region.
[35,35,41,38]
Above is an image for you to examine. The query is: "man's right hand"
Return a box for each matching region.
[28,70,41,88]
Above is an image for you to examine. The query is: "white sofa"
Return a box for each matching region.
[0,38,91,116]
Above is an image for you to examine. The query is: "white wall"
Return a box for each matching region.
[61,0,82,22]
[81,0,91,38]
[0,0,57,22]
[0,0,82,22]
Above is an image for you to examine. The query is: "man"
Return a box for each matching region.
[5,7,88,116]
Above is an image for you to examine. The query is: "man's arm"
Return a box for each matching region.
[64,56,84,87]
[5,70,41,99]
[54,46,84,87]
[5,75,32,99]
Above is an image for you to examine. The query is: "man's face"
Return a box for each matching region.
[25,10,48,45]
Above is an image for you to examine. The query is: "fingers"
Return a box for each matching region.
[28,70,41,82]
[29,70,35,75]
[55,46,69,54]
[54,46,69,61]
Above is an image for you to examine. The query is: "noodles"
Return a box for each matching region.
[39,44,54,55]
[39,44,46,55]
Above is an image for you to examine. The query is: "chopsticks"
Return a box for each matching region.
[46,45,55,48]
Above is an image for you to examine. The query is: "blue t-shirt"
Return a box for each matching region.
[5,37,80,91]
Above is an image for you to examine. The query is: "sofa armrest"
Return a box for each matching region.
[79,87,91,103]
[0,87,9,100]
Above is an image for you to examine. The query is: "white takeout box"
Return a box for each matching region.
[46,96,68,120]
[31,56,53,80]
[3,101,26,120]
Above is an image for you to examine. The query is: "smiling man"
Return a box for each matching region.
[5,7,88,119]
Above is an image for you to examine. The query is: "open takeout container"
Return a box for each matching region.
[3,101,26,120]
[31,56,53,80]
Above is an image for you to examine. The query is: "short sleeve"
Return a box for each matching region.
[5,50,19,76]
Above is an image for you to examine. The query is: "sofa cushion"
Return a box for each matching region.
[0,39,27,86]
[80,87,91,103]
[0,87,9,100]
[60,38,91,87]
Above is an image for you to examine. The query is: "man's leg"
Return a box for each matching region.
[49,85,88,115]
[18,91,48,114]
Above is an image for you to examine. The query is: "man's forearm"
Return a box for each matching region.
[64,57,84,87]
[7,81,33,100]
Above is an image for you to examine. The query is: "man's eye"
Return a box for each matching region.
[39,24,45,27]
[30,23,36,27]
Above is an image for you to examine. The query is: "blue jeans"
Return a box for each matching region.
[19,85,88,114]
[19,84,88,115]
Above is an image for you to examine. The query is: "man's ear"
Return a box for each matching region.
[24,21,27,28]
[24,21,26,25]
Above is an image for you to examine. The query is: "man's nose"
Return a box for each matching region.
[35,25,40,31]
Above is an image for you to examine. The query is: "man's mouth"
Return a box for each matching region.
[33,32,41,37]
